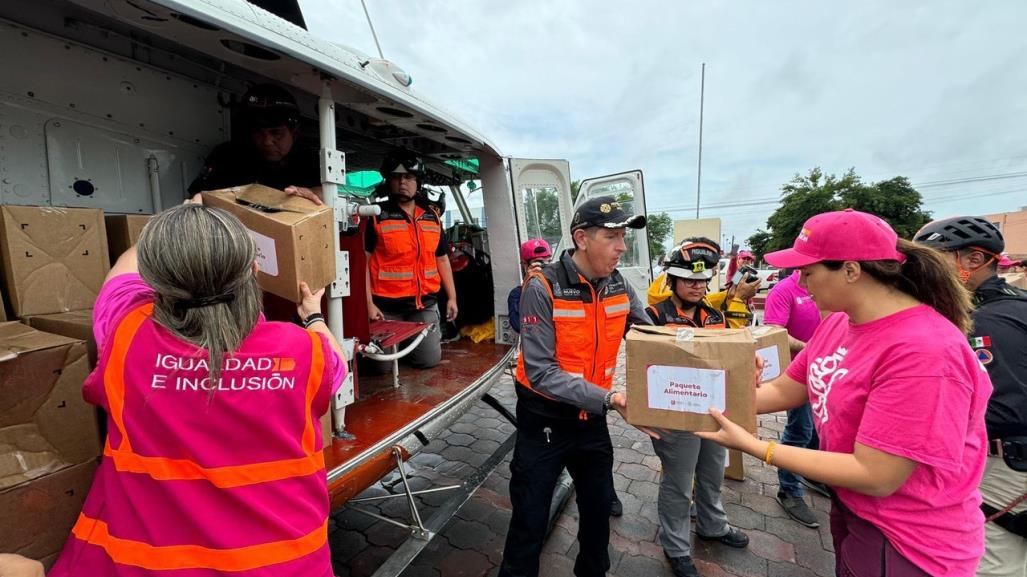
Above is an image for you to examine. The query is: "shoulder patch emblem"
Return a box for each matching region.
[975,348,994,365]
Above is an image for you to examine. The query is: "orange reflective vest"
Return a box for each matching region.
[51,303,334,576]
[515,265,631,405]
[369,203,443,309]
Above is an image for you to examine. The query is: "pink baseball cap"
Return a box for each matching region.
[998,253,1016,267]
[737,250,754,260]
[764,208,906,268]
[520,238,552,262]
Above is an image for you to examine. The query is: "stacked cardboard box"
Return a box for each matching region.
[0,322,100,565]
[23,310,97,367]
[105,214,152,264]
[0,206,109,318]
[0,206,111,566]
[0,205,114,369]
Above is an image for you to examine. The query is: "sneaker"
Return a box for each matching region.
[697,526,749,548]
[801,478,832,498]
[777,491,820,528]
[610,495,623,517]
[667,556,699,577]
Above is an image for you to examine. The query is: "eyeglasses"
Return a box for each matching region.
[678,278,710,287]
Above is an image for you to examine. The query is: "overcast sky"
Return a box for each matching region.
[299,0,1027,247]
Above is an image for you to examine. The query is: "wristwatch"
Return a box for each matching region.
[302,313,325,328]
[602,391,616,414]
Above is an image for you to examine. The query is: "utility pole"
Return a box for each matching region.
[695,62,705,219]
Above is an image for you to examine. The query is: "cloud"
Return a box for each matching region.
[300,0,1027,244]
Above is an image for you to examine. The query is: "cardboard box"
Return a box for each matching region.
[1003,272,1026,290]
[725,448,745,481]
[750,325,792,382]
[0,322,100,490]
[0,205,109,318]
[0,459,97,564]
[105,214,152,264]
[23,310,96,368]
[625,326,757,433]
[202,185,335,302]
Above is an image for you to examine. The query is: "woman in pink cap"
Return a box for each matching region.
[507,239,552,333]
[698,209,991,577]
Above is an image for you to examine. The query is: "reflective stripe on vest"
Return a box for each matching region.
[378,270,415,280]
[369,205,443,308]
[516,268,629,395]
[102,304,325,488]
[74,303,329,570]
[70,514,328,571]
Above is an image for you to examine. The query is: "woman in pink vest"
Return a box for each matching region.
[49,199,345,576]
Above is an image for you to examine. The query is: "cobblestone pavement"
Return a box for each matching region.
[329,359,835,577]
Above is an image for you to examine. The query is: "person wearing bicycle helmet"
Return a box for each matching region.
[915,216,1027,576]
[188,84,322,205]
[645,238,749,577]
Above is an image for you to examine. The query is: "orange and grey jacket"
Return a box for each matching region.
[514,250,650,419]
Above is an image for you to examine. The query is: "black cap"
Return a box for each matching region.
[240,84,300,129]
[570,196,646,232]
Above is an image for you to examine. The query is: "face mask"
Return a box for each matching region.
[954,250,997,284]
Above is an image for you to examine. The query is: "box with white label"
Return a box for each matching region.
[202,185,335,302]
[625,326,757,433]
[750,325,791,382]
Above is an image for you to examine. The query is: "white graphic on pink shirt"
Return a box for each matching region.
[807,346,848,425]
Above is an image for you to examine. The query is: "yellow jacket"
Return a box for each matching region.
[705,290,754,328]
[647,272,672,306]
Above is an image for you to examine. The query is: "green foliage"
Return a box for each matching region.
[522,187,564,249]
[747,168,932,260]
[645,212,674,262]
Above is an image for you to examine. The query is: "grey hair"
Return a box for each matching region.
[136,204,263,395]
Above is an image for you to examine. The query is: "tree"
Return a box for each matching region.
[646,212,674,263]
[747,168,931,261]
[522,187,564,249]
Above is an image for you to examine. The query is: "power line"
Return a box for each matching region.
[656,170,1027,215]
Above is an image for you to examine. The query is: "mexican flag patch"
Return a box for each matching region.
[970,336,991,348]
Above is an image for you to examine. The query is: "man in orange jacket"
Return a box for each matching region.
[364,151,457,370]
[500,196,655,577]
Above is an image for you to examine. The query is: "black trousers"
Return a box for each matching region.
[498,401,615,577]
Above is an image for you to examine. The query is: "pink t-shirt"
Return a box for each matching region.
[92,274,345,393]
[763,270,820,343]
[787,305,990,577]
